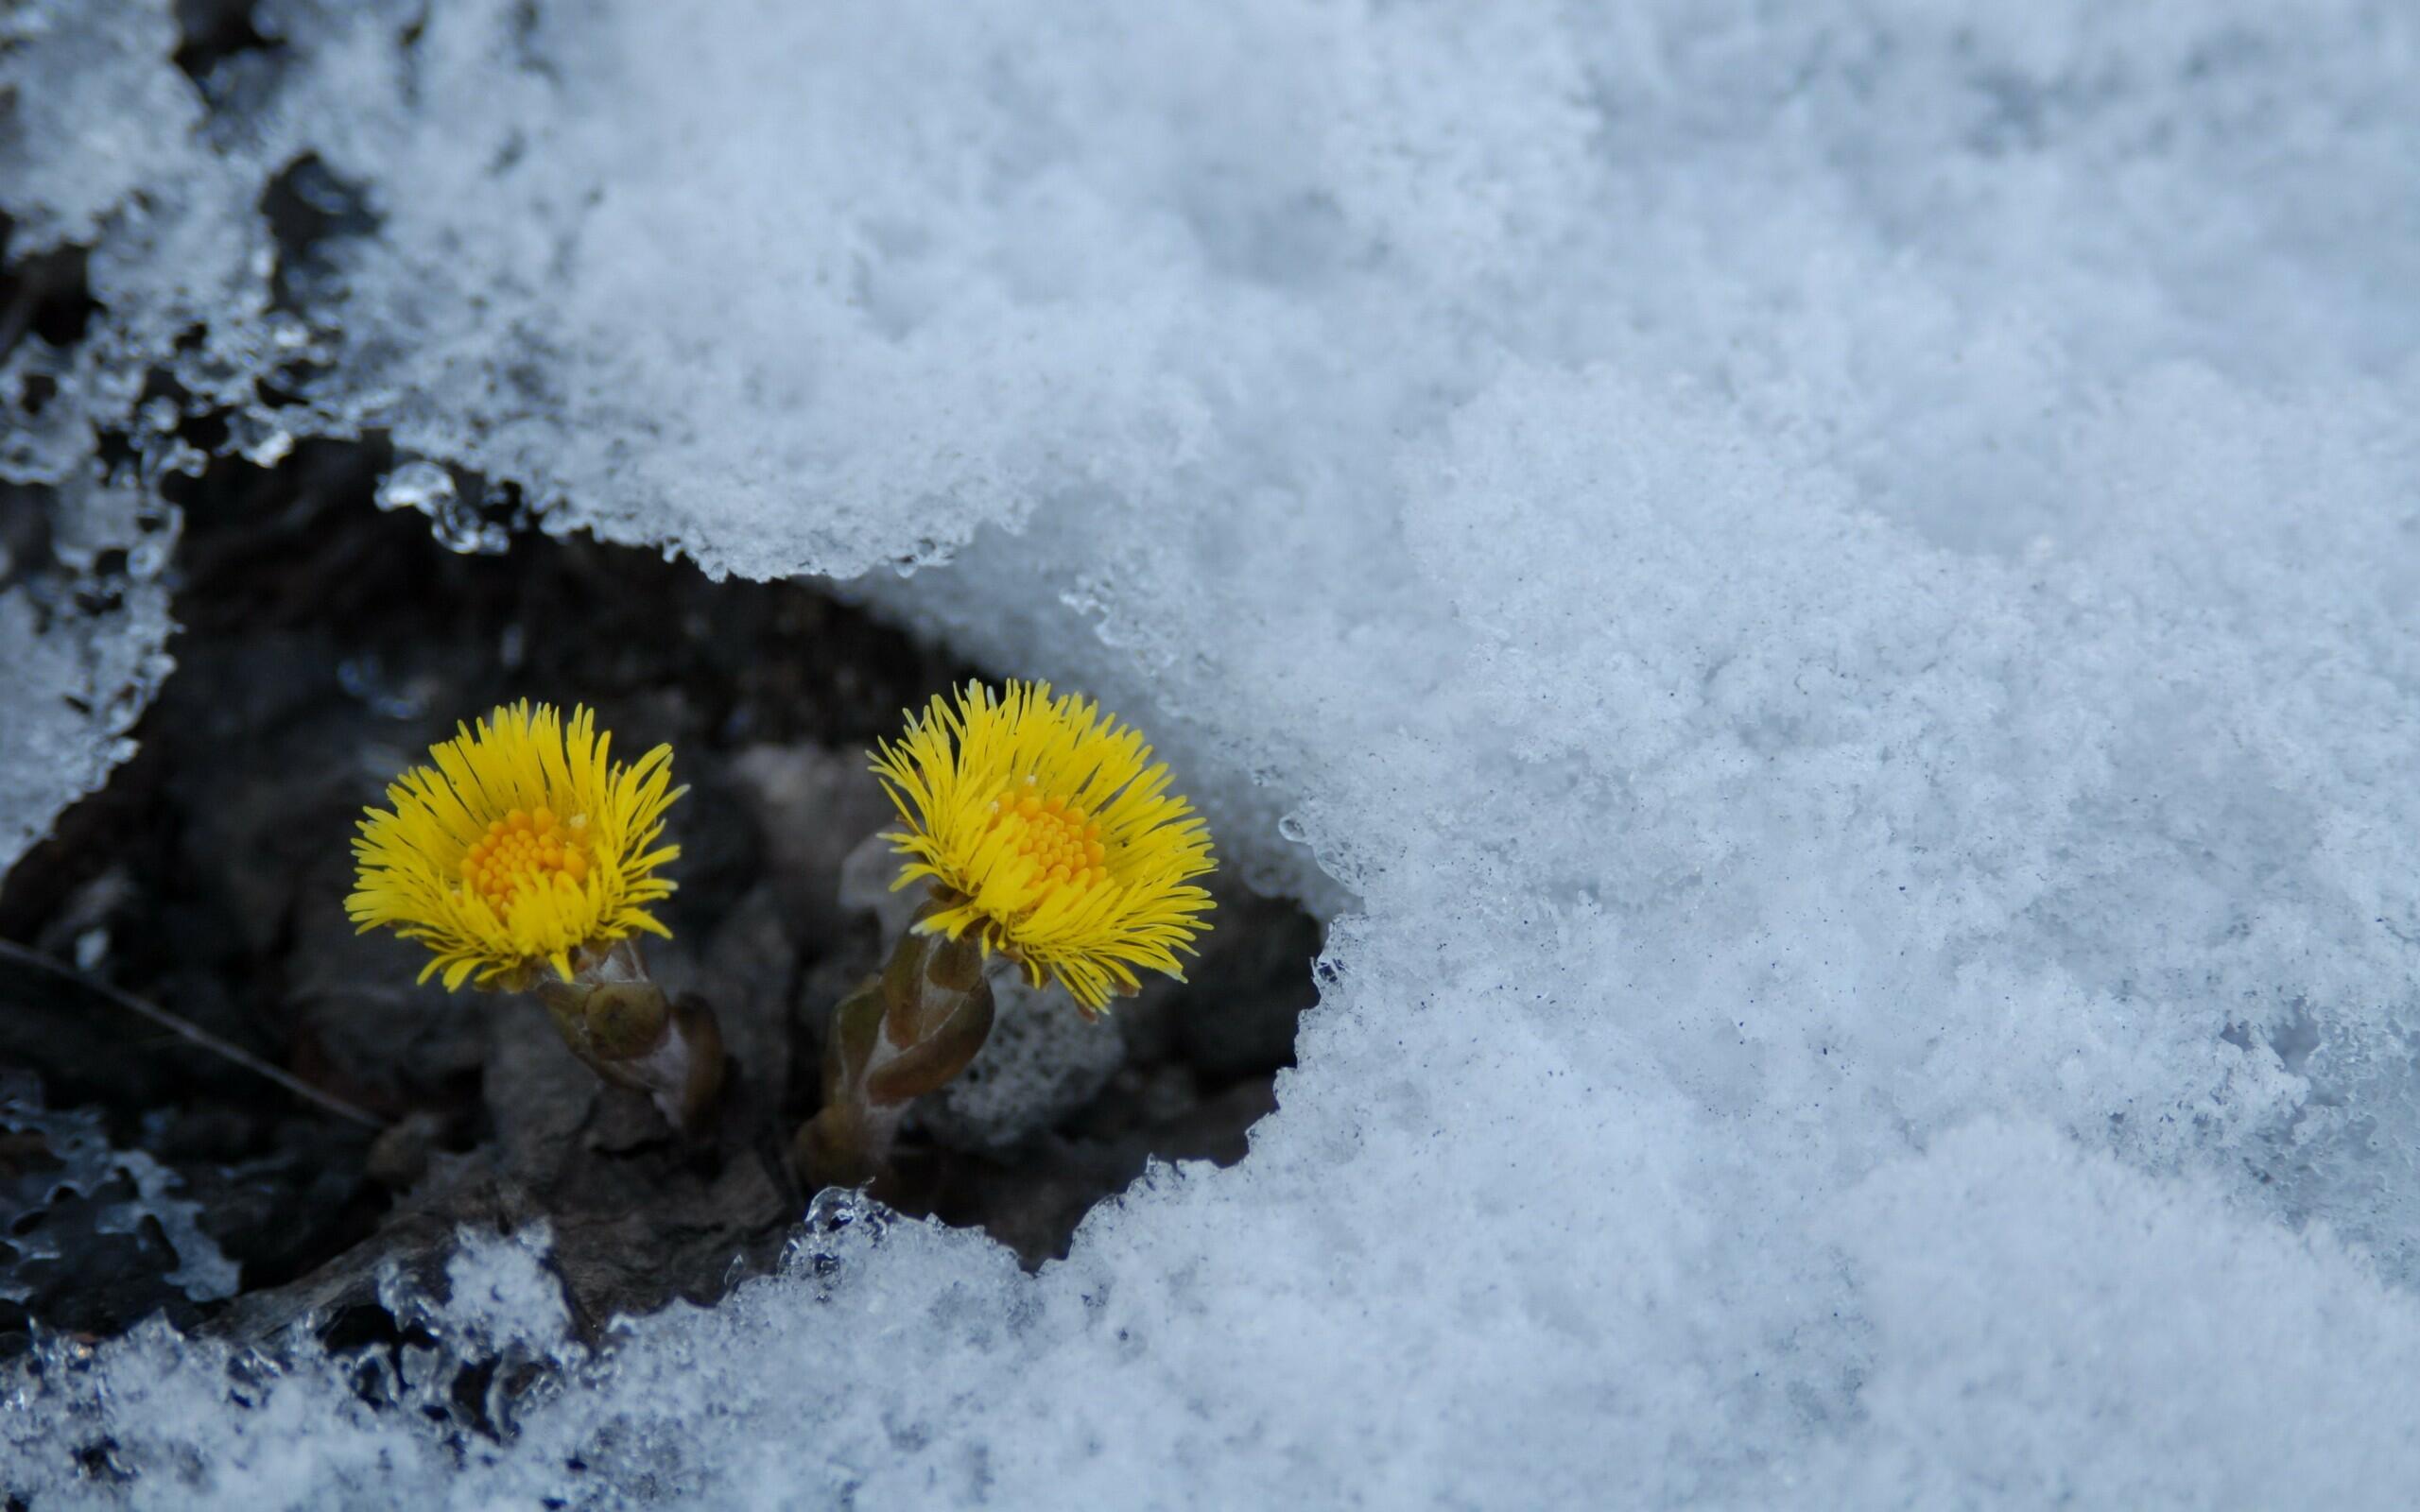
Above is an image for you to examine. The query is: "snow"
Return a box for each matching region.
[5,0,2420,1504]
[0,472,178,871]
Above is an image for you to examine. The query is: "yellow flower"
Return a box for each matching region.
[871,680,1217,1015]
[347,702,684,991]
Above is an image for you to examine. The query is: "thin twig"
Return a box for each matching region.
[0,938,386,1130]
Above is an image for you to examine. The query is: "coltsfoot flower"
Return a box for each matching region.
[348,701,684,991]
[871,679,1215,1015]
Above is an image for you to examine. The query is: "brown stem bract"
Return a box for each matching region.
[531,939,725,1132]
[795,920,998,1191]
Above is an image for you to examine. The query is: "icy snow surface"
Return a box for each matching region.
[5,0,2420,1503]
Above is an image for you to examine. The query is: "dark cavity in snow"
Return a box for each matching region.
[0,433,1317,1368]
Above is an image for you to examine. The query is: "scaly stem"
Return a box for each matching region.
[795,901,996,1190]
[530,938,725,1132]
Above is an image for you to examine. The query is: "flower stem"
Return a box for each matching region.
[530,938,725,1132]
[794,902,995,1190]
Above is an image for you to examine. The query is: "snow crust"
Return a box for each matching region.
[5,0,2420,1503]
[0,472,177,871]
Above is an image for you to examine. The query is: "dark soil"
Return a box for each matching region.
[0,433,1318,1363]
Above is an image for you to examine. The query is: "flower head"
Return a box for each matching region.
[348,701,684,991]
[871,680,1216,1015]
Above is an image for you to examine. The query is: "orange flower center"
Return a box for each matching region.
[460,806,590,912]
[992,778,1108,893]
